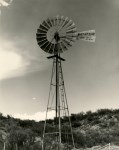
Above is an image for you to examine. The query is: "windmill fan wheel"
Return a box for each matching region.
[36,16,78,54]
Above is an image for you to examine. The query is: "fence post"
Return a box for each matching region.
[109,143,110,150]
[3,142,5,150]
[16,143,18,150]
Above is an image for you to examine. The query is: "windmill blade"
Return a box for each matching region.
[78,30,96,42]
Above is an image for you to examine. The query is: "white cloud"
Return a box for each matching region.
[0,50,22,78]
[13,111,55,121]
[0,0,13,16]
[0,38,29,80]
[32,97,36,100]
[0,0,13,7]
[0,37,48,80]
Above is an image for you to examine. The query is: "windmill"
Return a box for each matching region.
[36,15,96,150]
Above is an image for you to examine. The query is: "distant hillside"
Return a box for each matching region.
[1,109,119,149]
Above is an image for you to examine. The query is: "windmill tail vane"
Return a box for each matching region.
[78,30,96,42]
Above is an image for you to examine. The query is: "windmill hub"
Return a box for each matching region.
[54,31,60,42]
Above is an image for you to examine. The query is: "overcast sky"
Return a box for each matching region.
[0,0,119,121]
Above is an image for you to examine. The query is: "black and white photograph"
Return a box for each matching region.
[0,0,119,150]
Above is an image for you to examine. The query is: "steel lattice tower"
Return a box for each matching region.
[42,54,75,150]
